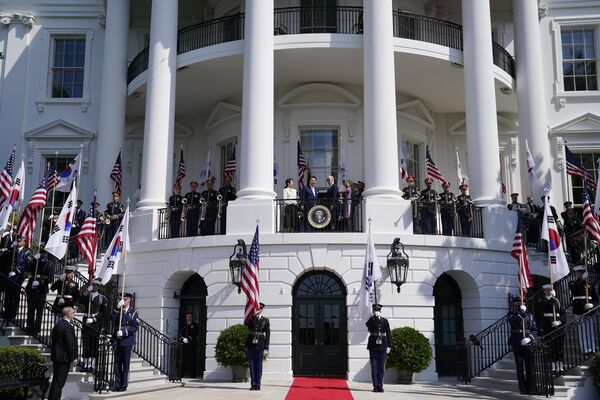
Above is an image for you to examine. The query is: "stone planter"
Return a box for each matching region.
[395,369,413,384]
[231,365,249,382]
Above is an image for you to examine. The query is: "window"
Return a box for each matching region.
[51,36,86,98]
[399,140,420,185]
[561,28,598,91]
[570,150,600,204]
[220,141,237,186]
[300,128,338,188]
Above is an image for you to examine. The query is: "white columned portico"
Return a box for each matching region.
[513,0,552,198]
[95,0,129,205]
[362,0,411,234]
[227,0,276,235]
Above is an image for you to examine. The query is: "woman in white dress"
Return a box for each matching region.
[283,178,298,232]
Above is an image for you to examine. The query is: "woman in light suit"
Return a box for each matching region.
[282,178,298,232]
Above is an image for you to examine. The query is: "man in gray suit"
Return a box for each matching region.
[48,306,78,400]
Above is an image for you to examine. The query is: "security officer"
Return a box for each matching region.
[4,238,32,322]
[366,304,392,393]
[25,246,54,335]
[419,177,437,234]
[245,302,270,391]
[507,301,537,395]
[104,192,125,244]
[536,284,565,373]
[168,184,184,238]
[456,184,473,236]
[80,279,108,372]
[401,176,418,200]
[51,266,80,322]
[179,312,199,378]
[439,181,455,236]
[112,293,140,392]
[569,265,598,357]
[184,181,201,237]
[200,177,219,236]
[218,175,237,235]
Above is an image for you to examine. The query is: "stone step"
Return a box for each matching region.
[457,383,567,400]
[470,376,569,396]
[87,381,182,400]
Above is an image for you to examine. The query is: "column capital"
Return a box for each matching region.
[0,13,35,26]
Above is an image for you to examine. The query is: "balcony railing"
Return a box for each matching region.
[127,7,516,84]
[411,199,484,238]
[157,201,225,240]
[275,197,363,233]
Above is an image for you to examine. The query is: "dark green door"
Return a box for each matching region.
[178,274,207,377]
[433,274,464,376]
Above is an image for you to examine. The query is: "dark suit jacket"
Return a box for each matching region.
[51,318,78,363]
[326,184,339,201]
[300,185,319,208]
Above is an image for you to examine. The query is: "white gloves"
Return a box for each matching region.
[34,253,41,260]
[57,298,65,306]
[584,303,594,311]
[86,318,94,324]
[582,272,589,280]
[182,338,189,344]
[10,240,17,248]
[31,280,40,288]
[264,350,268,356]
[519,305,526,313]
[8,271,16,278]
[551,320,561,328]
[386,348,391,354]
[521,338,532,346]
[117,299,125,308]
[116,330,123,337]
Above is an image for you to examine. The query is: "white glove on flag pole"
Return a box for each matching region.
[54,151,81,192]
[541,195,569,281]
[359,221,381,321]
[95,205,130,285]
[0,160,25,233]
[45,183,77,259]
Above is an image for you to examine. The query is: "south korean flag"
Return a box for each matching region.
[96,205,130,285]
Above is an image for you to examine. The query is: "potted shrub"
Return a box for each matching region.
[215,324,249,382]
[385,327,432,384]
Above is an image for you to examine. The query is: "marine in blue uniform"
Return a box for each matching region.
[81,279,108,372]
[25,246,54,335]
[4,238,32,322]
[419,178,437,234]
[366,304,392,393]
[507,302,537,395]
[569,265,598,356]
[535,284,565,373]
[456,184,473,236]
[439,181,455,236]
[245,302,270,391]
[168,184,183,238]
[184,181,201,237]
[111,293,140,392]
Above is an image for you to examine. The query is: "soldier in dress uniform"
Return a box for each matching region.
[80,279,108,372]
[4,238,32,322]
[112,293,140,392]
[69,199,87,259]
[507,301,537,395]
[401,176,418,200]
[218,175,237,235]
[456,184,473,236]
[200,177,219,236]
[245,302,270,391]
[25,246,54,335]
[535,284,565,373]
[507,193,522,211]
[51,266,80,322]
[168,184,184,238]
[439,181,455,236]
[104,192,125,244]
[569,265,599,357]
[184,181,201,237]
[562,204,583,264]
[525,197,540,245]
[419,177,437,234]
[179,312,199,378]
[366,304,392,393]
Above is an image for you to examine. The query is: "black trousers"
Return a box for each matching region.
[26,292,46,334]
[183,344,197,378]
[114,345,132,390]
[48,361,70,400]
[3,285,20,321]
[512,345,529,394]
[82,324,100,358]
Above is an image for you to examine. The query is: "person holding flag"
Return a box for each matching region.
[0,145,15,211]
[506,300,537,395]
[0,159,25,234]
[541,193,570,282]
[95,204,129,285]
[25,246,54,335]
[111,292,139,392]
[569,265,598,357]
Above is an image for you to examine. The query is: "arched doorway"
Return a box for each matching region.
[292,271,347,377]
[433,273,464,376]
[178,274,208,378]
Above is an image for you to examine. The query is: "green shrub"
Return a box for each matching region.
[591,351,600,395]
[215,324,249,368]
[385,327,432,373]
[0,346,47,399]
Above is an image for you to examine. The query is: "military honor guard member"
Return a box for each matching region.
[456,184,473,236]
[536,284,565,373]
[80,279,108,372]
[439,181,455,236]
[104,192,125,246]
[569,265,599,357]
[112,293,140,392]
[507,193,522,211]
[184,181,201,237]
[48,307,78,400]
[168,184,184,238]
[419,177,437,234]
[245,302,270,391]
[4,238,32,322]
[402,176,419,200]
[25,246,54,335]
[51,266,80,323]
[201,177,219,236]
[179,312,199,378]
[562,204,583,264]
[507,301,537,395]
[366,304,393,393]
[218,175,237,235]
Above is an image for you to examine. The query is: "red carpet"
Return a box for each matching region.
[284,377,354,400]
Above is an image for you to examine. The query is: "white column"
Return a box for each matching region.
[137,0,178,210]
[513,0,551,197]
[461,0,503,206]
[227,0,275,234]
[95,0,129,205]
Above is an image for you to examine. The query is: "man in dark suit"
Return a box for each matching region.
[300,176,319,231]
[48,306,78,400]
[326,175,339,229]
[245,302,270,391]
[179,312,199,378]
[366,304,393,393]
[111,293,140,392]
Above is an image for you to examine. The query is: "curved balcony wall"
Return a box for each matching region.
[127,7,515,85]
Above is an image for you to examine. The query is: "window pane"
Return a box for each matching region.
[73,83,83,98]
[584,29,594,44]
[588,76,598,90]
[575,62,586,75]
[300,128,339,186]
[564,76,575,91]
[574,45,585,59]
[563,62,573,76]
[585,44,596,59]
[561,30,572,44]
[575,76,587,90]
[563,45,573,60]
[573,30,584,44]
[586,61,596,75]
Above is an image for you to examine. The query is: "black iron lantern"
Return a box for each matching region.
[386,238,409,293]
[229,239,247,294]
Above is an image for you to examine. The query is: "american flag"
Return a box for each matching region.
[425,145,446,184]
[223,148,236,180]
[565,145,597,190]
[17,169,52,245]
[297,141,308,190]
[176,148,186,186]
[0,146,15,207]
[47,163,58,192]
[76,192,98,279]
[511,216,532,292]
[582,186,600,246]
[110,152,122,195]
[241,226,260,323]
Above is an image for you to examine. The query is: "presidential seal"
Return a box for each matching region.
[307,205,332,229]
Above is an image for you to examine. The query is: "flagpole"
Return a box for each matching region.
[584,232,589,304]
[368,218,378,305]
[118,199,130,331]
[10,155,26,267]
[48,151,59,239]
[33,163,52,280]
[518,252,526,339]
[87,189,98,318]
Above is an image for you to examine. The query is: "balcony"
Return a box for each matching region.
[127,7,515,85]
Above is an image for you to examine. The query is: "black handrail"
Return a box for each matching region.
[127,7,516,84]
[457,245,600,384]
[157,200,225,239]
[411,199,484,238]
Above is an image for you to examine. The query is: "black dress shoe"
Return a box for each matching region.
[249,386,255,391]
[379,387,384,393]
[256,386,261,391]
[373,387,378,392]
